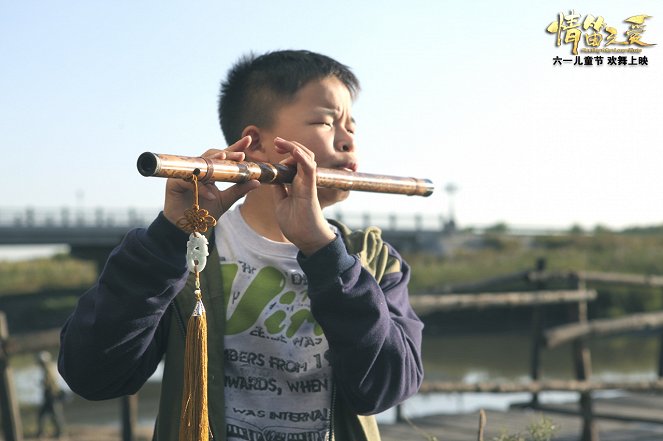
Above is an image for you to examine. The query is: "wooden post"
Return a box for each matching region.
[569,276,597,441]
[395,403,404,423]
[528,258,546,408]
[0,312,23,441]
[121,394,138,441]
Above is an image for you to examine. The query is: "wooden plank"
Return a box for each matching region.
[410,290,597,313]
[4,328,61,355]
[418,379,663,393]
[544,311,663,348]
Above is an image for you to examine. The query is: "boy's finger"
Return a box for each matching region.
[290,141,314,160]
[274,137,311,155]
[293,147,316,169]
[273,137,298,154]
[225,135,252,152]
[201,148,226,157]
[222,151,246,162]
[279,156,298,166]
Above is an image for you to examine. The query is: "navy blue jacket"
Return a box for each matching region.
[58,212,423,416]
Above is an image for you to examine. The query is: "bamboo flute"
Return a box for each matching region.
[137,152,434,197]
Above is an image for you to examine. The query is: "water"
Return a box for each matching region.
[384,332,660,421]
[13,333,660,425]
[420,333,660,382]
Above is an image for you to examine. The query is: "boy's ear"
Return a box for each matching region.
[241,126,268,161]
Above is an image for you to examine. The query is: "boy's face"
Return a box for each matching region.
[259,76,357,207]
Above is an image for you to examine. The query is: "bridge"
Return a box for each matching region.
[0,207,163,246]
[0,207,455,263]
[0,207,166,263]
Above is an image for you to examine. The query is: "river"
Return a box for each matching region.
[13,332,660,426]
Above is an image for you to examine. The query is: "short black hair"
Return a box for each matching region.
[218,50,360,144]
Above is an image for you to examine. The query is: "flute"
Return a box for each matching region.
[137,152,434,197]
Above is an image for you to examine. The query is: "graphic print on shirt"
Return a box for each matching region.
[222,264,323,339]
[220,260,332,441]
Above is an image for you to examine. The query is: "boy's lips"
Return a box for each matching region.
[332,161,358,173]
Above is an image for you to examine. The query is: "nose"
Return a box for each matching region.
[335,127,355,153]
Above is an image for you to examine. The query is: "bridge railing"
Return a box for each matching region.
[0,207,161,229]
[0,207,569,236]
[1,207,449,231]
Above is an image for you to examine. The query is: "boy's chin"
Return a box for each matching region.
[318,188,350,208]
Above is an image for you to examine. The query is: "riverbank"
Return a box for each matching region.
[5,227,663,333]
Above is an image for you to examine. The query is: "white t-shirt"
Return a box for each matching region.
[215,207,333,441]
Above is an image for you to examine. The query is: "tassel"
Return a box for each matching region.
[179,289,209,441]
[177,174,214,441]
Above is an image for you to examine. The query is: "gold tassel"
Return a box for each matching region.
[177,173,214,441]
[179,287,209,441]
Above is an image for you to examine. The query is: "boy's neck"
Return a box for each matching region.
[238,188,289,243]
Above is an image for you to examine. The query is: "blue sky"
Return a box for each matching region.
[1,0,662,230]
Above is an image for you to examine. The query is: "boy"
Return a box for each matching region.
[59,50,423,441]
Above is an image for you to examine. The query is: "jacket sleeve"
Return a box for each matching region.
[297,235,424,415]
[58,213,190,400]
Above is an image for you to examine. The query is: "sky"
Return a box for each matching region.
[1,0,662,231]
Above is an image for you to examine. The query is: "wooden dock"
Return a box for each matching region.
[379,393,663,441]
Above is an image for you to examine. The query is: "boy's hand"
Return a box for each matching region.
[163,136,260,230]
[272,137,335,256]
